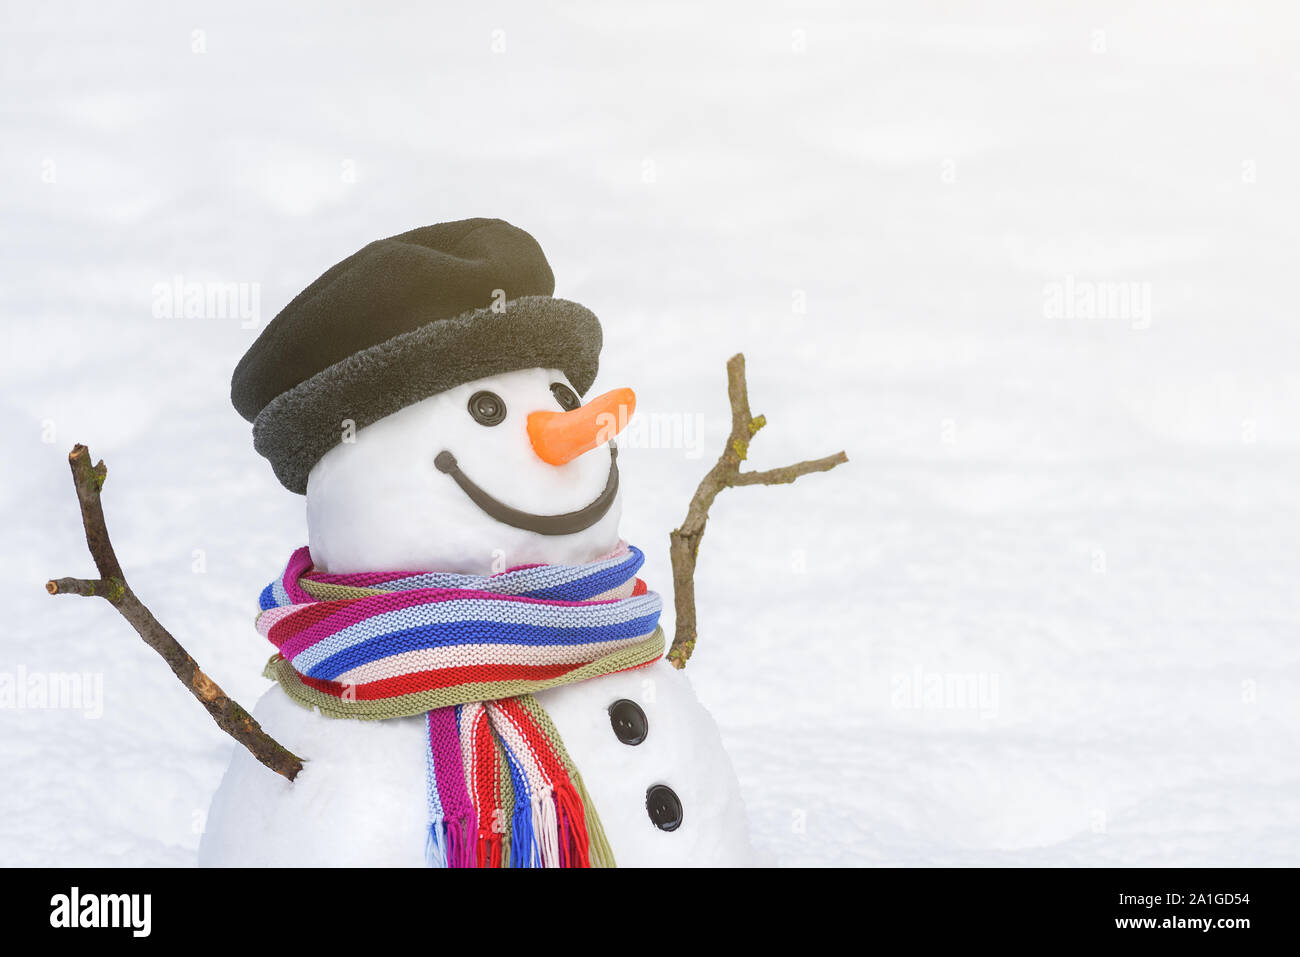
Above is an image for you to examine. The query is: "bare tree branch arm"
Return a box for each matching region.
[666,355,848,668]
[46,444,304,781]
[730,451,849,486]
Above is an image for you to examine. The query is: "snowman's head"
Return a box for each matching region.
[232,219,625,572]
[305,366,634,575]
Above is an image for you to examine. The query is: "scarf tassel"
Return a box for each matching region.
[554,778,593,868]
[431,798,590,869]
[425,819,450,868]
[445,813,479,868]
[511,796,537,867]
[478,827,503,868]
[429,744,616,868]
[533,789,560,868]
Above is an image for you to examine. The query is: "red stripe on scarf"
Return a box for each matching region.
[469,709,502,868]
[266,599,357,648]
[294,662,579,701]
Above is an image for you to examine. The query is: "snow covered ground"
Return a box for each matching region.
[3,1,1299,866]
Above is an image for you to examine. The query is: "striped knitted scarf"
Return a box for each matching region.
[256,542,664,868]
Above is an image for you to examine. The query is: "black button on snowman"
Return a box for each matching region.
[645,785,684,832]
[608,698,648,745]
[608,699,683,831]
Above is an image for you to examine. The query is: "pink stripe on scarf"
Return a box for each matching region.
[428,707,477,868]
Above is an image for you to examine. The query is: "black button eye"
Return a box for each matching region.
[550,382,580,411]
[467,391,506,426]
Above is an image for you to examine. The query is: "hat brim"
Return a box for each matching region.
[252,295,601,494]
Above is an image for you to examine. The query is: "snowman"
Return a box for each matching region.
[199,219,753,866]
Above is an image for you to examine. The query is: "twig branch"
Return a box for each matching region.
[46,444,304,781]
[667,354,848,668]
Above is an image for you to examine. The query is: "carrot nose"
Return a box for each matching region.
[527,387,636,465]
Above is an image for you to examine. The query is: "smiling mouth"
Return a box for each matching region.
[433,444,619,536]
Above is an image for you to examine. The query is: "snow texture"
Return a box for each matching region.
[3,1,1299,867]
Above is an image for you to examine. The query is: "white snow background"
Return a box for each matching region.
[2,0,1298,866]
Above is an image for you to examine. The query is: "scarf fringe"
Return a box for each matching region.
[535,789,560,868]
[446,814,478,869]
[427,714,622,869]
[425,820,450,868]
[478,829,503,869]
[554,779,591,868]
[428,735,618,868]
[511,796,537,868]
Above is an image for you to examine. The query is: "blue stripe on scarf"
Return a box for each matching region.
[288,592,663,675]
[304,612,662,680]
[496,736,538,868]
[518,547,646,601]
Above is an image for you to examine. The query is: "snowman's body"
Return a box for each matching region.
[199,662,750,866]
[200,367,753,866]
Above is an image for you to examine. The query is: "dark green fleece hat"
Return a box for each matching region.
[231,218,602,494]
